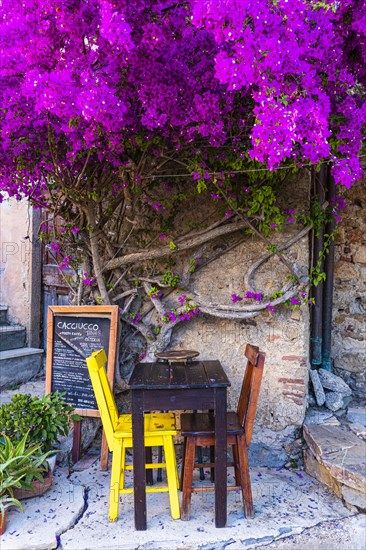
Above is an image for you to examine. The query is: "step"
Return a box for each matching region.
[0,305,7,324]
[0,347,44,390]
[0,324,26,351]
[304,422,366,510]
[0,378,45,405]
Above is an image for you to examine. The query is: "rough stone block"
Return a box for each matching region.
[303,424,366,493]
[304,449,342,498]
[348,423,366,439]
[318,368,352,395]
[347,406,366,426]
[334,262,357,281]
[309,369,326,406]
[334,354,365,373]
[304,408,334,425]
[325,391,345,412]
[353,245,366,264]
[342,485,366,510]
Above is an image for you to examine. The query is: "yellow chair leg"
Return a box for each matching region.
[163,436,180,519]
[120,441,127,491]
[109,441,123,522]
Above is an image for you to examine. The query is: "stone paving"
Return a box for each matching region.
[1,453,362,550]
[1,379,365,549]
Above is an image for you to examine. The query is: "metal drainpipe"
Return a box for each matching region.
[310,166,326,367]
[322,167,336,371]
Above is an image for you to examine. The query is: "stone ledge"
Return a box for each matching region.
[303,423,366,510]
[0,347,43,359]
[0,348,43,390]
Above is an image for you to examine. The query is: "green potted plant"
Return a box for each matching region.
[0,432,50,535]
[0,392,81,499]
[0,391,81,455]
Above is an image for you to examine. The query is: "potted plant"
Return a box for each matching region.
[0,391,81,454]
[0,432,50,535]
[0,392,81,498]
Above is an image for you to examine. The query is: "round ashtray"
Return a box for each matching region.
[155,350,200,364]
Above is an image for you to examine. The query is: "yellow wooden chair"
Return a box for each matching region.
[86,349,180,522]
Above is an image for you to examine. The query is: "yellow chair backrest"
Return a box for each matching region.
[86,349,119,450]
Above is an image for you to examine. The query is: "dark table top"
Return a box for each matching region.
[129,360,231,390]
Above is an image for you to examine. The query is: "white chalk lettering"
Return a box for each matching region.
[57,321,99,331]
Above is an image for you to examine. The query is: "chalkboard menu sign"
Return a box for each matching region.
[46,306,119,416]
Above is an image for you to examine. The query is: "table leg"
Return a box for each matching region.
[132,390,147,530]
[214,388,227,527]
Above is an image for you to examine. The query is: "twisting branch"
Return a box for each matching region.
[105,219,248,269]
[142,282,166,317]
[245,225,311,292]
[196,286,296,319]
[112,288,137,303]
[215,182,301,278]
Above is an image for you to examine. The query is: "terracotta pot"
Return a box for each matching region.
[0,509,6,536]
[13,470,53,500]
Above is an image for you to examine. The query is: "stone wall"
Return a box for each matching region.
[0,198,42,347]
[333,177,366,397]
[169,174,310,465]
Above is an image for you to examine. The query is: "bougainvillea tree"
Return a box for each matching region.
[0,1,365,377]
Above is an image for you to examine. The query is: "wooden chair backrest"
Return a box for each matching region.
[86,349,119,450]
[237,343,265,447]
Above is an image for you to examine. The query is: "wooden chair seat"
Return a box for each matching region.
[180,343,265,521]
[86,349,180,522]
[180,411,244,436]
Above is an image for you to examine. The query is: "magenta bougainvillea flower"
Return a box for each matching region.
[245,291,263,302]
[82,273,96,286]
[0,0,364,207]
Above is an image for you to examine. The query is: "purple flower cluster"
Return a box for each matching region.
[82,272,96,286]
[0,0,364,208]
[50,242,61,254]
[59,256,72,270]
[286,209,296,224]
[146,196,163,212]
[128,312,141,325]
[330,195,347,223]
[179,308,200,321]
[190,0,365,188]
[245,291,263,302]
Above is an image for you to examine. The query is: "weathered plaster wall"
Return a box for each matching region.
[333,177,366,397]
[0,198,41,346]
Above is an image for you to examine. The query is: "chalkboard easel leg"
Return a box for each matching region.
[100,431,109,471]
[72,420,82,464]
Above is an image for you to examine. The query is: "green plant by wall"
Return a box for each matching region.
[0,392,81,454]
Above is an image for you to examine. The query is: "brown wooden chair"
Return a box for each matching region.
[180,343,265,520]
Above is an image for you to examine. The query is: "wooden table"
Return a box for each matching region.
[129,360,231,530]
